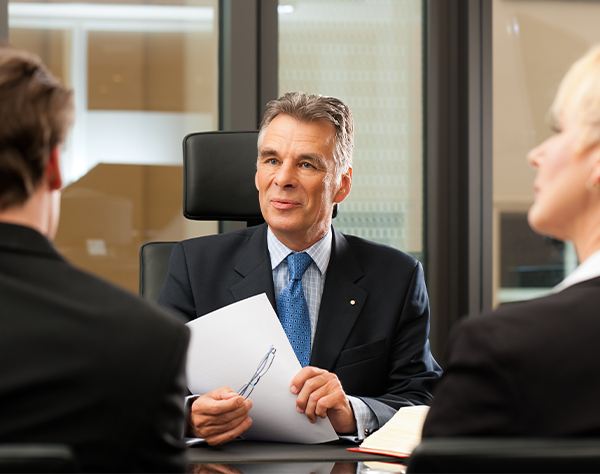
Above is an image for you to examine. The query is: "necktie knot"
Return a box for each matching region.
[287,252,312,281]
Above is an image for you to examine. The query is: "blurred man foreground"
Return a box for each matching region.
[0,43,190,473]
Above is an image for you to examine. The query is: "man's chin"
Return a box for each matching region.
[266,221,304,236]
[264,209,302,228]
[265,219,309,244]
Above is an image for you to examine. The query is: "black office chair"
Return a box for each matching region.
[139,131,263,303]
[407,438,600,473]
[182,130,264,225]
[0,444,78,473]
[139,241,178,303]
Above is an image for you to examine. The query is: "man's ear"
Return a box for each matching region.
[333,167,352,204]
[45,146,63,191]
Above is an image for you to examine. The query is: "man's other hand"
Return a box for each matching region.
[290,367,357,434]
[189,386,252,445]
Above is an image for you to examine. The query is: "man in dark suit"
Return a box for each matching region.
[0,44,190,472]
[159,92,441,445]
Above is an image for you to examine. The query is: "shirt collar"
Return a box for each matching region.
[553,248,600,293]
[267,227,332,275]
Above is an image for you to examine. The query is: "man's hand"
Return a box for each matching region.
[189,386,252,445]
[290,367,357,434]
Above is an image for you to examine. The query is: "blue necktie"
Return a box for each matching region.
[277,252,313,367]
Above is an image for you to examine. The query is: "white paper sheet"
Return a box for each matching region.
[185,293,338,444]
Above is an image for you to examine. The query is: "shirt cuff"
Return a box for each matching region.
[347,395,378,440]
[184,394,201,438]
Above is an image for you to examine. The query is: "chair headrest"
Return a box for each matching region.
[184,130,263,222]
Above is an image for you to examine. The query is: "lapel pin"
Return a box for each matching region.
[350,300,356,306]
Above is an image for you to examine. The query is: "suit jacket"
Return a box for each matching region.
[423,276,600,437]
[159,223,441,427]
[0,223,190,473]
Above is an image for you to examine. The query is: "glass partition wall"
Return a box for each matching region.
[9,0,219,292]
[492,0,600,306]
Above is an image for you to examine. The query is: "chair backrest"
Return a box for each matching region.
[139,131,263,301]
[139,241,177,304]
[183,130,264,225]
[0,444,78,473]
[407,438,600,473]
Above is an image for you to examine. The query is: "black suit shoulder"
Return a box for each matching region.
[0,224,189,472]
[334,231,422,297]
[423,277,600,438]
[159,225,270,320]
[7,240,188,362]
[340,231,419,266]
[179,224,257,248]
[452,276,600,362]
[177,225,258,267]
[333,230,425,323]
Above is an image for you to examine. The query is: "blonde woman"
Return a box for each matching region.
[423,45,600,437]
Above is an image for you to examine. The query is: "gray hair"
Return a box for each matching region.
[257,92,354,175]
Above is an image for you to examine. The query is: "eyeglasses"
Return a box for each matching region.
[237,345,277,399]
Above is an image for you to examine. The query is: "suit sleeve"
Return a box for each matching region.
[131,323,191,472]
[422,317,520,437]
[158,242,197,322]
[358,262,442,428]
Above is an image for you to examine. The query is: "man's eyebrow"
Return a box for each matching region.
[259,147,279,158]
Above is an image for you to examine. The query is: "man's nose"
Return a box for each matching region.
[274,161,298,188]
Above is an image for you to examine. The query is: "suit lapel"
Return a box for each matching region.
[310,227,367,371]
[230,224,277,309]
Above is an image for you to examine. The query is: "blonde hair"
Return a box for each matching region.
[551,44,600,152]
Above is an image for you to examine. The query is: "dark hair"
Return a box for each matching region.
[0,43,74,210]
[258,92,354,175]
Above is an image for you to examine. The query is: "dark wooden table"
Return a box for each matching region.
[188,440,407,474]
